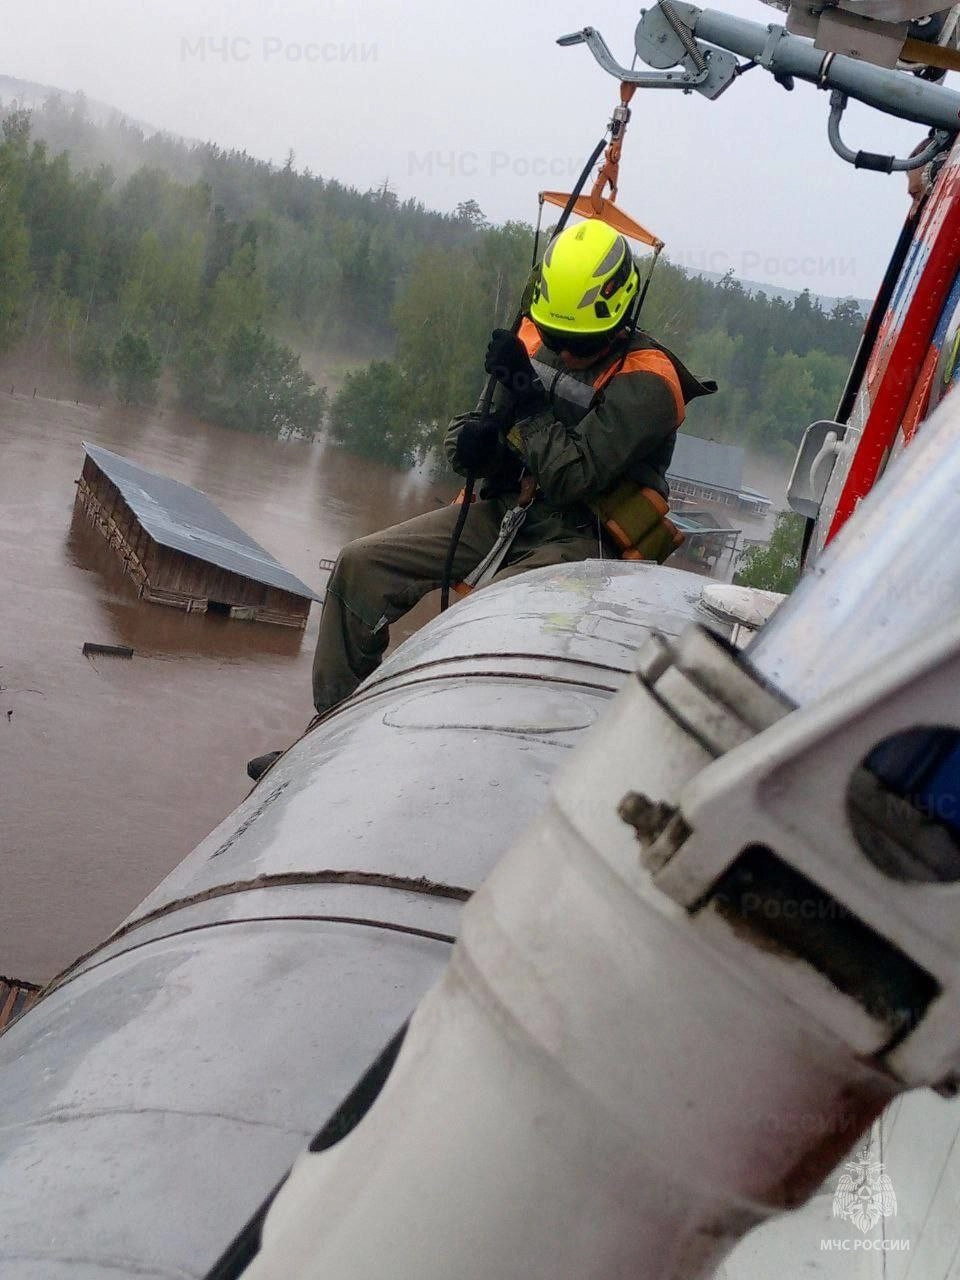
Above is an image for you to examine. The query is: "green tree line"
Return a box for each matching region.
[0,94,864,457]
[332,254,863,467]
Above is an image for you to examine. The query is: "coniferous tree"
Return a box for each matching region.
[111,331,160,404]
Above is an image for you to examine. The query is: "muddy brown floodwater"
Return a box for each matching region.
[0,393,447,982]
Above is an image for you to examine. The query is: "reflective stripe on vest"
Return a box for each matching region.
[516,317,685,426]
[529,356,596,411]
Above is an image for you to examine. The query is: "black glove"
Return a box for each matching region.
[455,409,510,474]
[484,329,543,406]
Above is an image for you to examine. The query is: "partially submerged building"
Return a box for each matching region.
[667,433,772,515]
[75,443,319,628]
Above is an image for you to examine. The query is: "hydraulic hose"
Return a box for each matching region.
[827,91,950,172]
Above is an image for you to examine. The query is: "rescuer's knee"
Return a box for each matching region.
[331,536,370,589]
[325,536,388,632]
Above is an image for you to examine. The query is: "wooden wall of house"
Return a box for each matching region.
[77,458,159,586]
[151,547,310,625]
[152,545,269,608]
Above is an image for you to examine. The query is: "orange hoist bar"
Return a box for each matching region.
[541,83,663,248]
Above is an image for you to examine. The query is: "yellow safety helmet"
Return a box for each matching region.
[529,220,639,345]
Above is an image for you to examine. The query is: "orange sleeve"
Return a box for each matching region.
[594,349,685,424]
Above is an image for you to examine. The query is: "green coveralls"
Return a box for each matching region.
[312,330,706,715]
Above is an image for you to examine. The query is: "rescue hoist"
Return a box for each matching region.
[441,0,960,604]
[440,80,676,608]
[536,80,665,325]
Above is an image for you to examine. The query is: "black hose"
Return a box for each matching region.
[800,202,920,568]
[835,206,919,427]
[439,471,476,611]
[438,132,609,612]
[554,134,609,236]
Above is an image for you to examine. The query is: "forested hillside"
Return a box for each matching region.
[0,94,865,460]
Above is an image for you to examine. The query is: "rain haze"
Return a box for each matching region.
[1,0,936,298]
[6,0,960,1273]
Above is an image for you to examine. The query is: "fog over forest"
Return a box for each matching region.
[0,88,864,471]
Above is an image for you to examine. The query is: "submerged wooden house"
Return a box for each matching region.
[76,443,319,628]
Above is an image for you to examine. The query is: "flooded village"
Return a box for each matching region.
[0,372,786,983]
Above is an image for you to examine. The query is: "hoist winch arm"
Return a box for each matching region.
[561,3,960,171]
[556,24,714,91]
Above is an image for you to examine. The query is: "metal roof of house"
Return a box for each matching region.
[672,508,740,537]
[738,486,773,506]
[672,514,740,538]
[668,433,745,495]
[82,443,319,601]
[673,506,738,530]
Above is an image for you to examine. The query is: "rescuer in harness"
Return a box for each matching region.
[248,220,714,780]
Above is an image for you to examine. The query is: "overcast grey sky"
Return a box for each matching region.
[2,0,939,298]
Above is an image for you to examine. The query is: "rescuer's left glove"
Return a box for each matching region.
[455,408,511,474]
[485,330,544,408]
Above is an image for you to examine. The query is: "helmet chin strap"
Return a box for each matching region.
[597,247,662,374]
[603,274,644,366]
[592,262,651,378]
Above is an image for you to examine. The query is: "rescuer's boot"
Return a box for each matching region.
[246,750,282,782]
